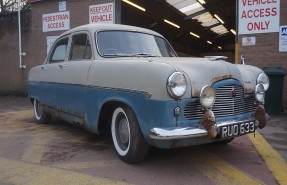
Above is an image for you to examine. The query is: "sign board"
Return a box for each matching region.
[89,3,114,24]
[238,0,280,34]
[279,25,287,52]
[242,37,256,46]
[42,11,70,32]
[59,1,66,11]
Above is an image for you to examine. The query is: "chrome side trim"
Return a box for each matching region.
[94,86,152,98]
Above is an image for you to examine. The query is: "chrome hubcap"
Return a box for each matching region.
[118,118,129,144]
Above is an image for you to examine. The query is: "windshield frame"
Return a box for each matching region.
[95,30,177,58]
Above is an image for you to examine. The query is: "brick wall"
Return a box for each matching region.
[1,0,287,110]
[0,17,29,94]
[239,0,287,109]
[0,0,112,95]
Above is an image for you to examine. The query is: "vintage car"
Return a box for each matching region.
[27,23,269,163]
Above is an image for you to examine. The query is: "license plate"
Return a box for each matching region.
[219,121,256,139]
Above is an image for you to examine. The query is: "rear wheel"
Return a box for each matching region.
[33,99,51,124]
[111,105,149,163]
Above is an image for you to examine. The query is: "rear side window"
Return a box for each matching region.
[69,34,92,61]
[49,38,68,63]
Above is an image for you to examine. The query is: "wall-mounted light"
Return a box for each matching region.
[230,29,236,35]
[198,0,206,5]
[207,41,212,44]
[122,0,146,12]
[214,14,224,24]
[218,46,222,49]
[164,19,180,29]
[190,32,200,38]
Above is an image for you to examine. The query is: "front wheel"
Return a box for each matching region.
[33,99,51,124]
[111,105,149,163]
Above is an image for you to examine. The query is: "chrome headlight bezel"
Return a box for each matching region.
[167,72,187,99]
[255,84,265,103]
[200,85,215,108]
[257,73,269,91]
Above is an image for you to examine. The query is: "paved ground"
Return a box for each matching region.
[0,96,286,185]
[259,112,287,161]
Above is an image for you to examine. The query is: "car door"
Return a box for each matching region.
[38,36,69,109]
[56,32,93,117]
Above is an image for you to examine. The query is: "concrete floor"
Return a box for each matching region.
[0,96,286,185]
[259,112,287,161]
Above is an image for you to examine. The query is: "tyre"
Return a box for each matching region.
[33,99,51,124]
[111,105,149,163]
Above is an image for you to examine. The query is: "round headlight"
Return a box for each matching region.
[257,73,269,91]
[255,84,265,103]
[167,72,187,99]
[200,85,215,108]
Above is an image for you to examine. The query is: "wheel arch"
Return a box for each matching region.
[29,95,38,105]
[97,99,141,136]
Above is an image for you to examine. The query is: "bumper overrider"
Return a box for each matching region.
[149,105,267,140]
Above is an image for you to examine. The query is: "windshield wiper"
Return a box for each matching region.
[102,53,160,58]
[133,53,160,57]
[102,53,134,57]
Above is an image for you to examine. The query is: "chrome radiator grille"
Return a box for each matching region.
[184,85,257,120]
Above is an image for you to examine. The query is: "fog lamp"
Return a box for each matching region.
[200,85,215,108]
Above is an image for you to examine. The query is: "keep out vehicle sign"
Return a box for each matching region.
[42,11,70,32]
[89,3,114,24]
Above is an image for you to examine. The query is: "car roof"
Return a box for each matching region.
[59,23,163,38]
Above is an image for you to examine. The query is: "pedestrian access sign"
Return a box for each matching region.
[279,25,287,52]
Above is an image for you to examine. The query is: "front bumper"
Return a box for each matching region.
[150,105,267,140]
[149,119,259,140]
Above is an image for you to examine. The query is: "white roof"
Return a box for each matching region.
[59,23,163,38]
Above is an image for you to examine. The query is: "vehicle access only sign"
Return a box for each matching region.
[89,3,114,24]
[239,0,280,34]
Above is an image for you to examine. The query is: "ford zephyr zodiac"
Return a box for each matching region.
[27,24,269,163]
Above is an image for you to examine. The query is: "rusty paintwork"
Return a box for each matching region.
[244,87,254,94]
[193,90,201,97]
[201,110,217,139]
[211,74,232,83]
[254,105,267,129]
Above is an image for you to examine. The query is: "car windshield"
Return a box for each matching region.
[96,30,177,57]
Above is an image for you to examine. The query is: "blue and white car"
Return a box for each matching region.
[27,23,269,163]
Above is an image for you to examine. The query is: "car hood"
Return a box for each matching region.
[151,57,262,97]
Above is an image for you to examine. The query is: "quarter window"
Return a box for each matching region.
[69,34,92,61]
[49,38,68,63]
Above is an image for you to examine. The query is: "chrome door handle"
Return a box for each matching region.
[59,64,67,68]
[41,66,46,70]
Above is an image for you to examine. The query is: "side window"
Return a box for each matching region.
[69,34,92,61]
[49,38,69,63]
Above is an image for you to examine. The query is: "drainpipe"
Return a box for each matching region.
[235,0,239,64]
[18,0,26,69]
